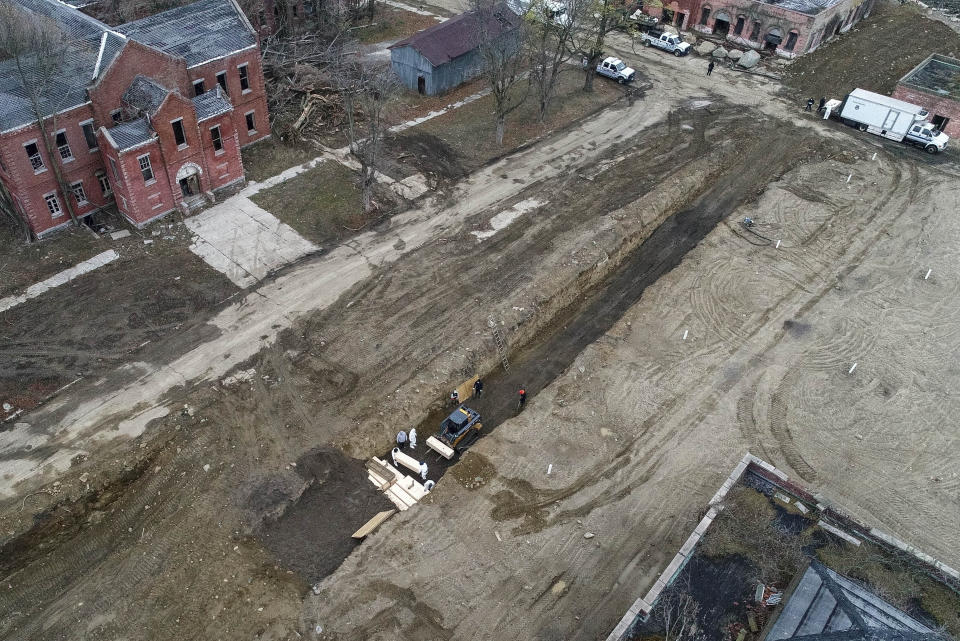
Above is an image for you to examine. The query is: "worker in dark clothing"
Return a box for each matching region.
[473,378,483,398]
[517,388,527,411]
[805,98,815,112]
[817,97,826,113]
[707,60,715,76]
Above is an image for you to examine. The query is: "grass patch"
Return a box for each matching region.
[351,6,438,44]
[242,139,318,183]
[250,161,391,246]
[395,69,622,172]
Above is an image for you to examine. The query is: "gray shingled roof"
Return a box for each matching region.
[193,87,233,121]
[757,0,843,16]
[766,562,936,641]
[95,32,128,81]
[120,0,257,68]
[389,3,520,67]
[123,75,170,115]
[107,118,155,151]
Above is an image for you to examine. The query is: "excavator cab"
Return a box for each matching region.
[427,406,482,458]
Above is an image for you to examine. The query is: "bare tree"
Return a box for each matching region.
[0,1,79,227]
[571,0,623,92]
[334,59,400,215]
[650,578,702,641]
[525,0,583,122]
[472,0,529,144]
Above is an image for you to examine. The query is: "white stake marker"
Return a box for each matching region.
[547,463,553,475]
[683,330,688,340]
[872,152,877,160]
[776,240,781,249]
[495,531,502,542]
[846,174,852,183]
[925,269,932,280]
[849,363,858,375]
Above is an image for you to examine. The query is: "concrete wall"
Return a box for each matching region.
[892,84,960,138]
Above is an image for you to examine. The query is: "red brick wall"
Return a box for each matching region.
[0,103,112,235]
[190,49,270,148]
[88,40,191,126]
[197,112,246,190]
[892,85,960,138]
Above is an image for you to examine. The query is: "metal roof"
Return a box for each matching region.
[123,75,170,115]
[193,86,233,121]
[389,3,520,67]
[765,562,936,641]
[107,118,155,151]
[0,0,254,132]
[120,0,257,68]
[899,54,960,102]
[756,0,844,16]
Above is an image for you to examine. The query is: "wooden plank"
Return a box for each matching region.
[426,435,455,460]
[352,509,397,539]
[366,458,394,479]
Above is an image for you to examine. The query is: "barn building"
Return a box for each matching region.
[892,54,960,139]
[0,0,270,238]
[389,4,520,96]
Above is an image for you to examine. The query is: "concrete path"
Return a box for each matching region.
[184,198,317,288]
[0,250,119,313]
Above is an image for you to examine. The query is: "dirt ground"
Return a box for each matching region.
[2,8,960,641]
[781,1,960,102]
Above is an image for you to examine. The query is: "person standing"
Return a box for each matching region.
[817,96,826,113]
[419,462,429,481]
[707,60,715,76]
[517,388,527,411]
[473,378,484,398]
[805,97,815,112]
[409,428,417,450]
[450,389,460,406]
[396,430,407,449]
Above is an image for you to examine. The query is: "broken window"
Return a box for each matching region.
[24,142,43,171]
[172,119,187,147]
[216,71,228,93]
[193,79,206,96]
[700,7,710,25]
[109,157,121,184]
[238,64,250,92]
[55,131,73,160]
[138,154,154,183]
[97,172,111,196]
[44,192,62,217]
[210,125,223,152]
[245,111,256,134]
[81,121,98,151]
[111,109,122,123]
[750,21,761,41]
[70,181,87,204]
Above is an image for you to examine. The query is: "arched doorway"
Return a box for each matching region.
[764,27,782,51]
[713,10,731,36]
[784,29,799,51]
[176,163,203,199]
[733,14,746,36]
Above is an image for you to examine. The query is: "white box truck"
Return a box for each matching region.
[824,88,949,154]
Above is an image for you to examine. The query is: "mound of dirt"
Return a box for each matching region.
[781,1,960,102]
[388,131,468,181]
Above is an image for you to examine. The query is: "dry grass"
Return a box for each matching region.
[241,139,319,184]
[351,6,439,44]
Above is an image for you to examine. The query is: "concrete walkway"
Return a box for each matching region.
[0,250,119,313]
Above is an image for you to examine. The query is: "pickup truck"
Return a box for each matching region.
[640,29,691,56]
[595,56,636,83]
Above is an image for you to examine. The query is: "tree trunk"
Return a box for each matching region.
[583,66,595,92]
[496,115,506,145]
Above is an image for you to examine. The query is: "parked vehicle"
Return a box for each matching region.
[640,29,690,56]
[627,9,659,31]
[824,88,949,154]
[596,56,636,83]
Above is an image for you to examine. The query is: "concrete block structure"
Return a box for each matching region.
[0,0,270,238]
[389,3,521,96]
[893,54,960,139]
[644,0,875,58]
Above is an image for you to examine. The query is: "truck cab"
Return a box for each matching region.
[905,122,949,153]
[596,57,636,83]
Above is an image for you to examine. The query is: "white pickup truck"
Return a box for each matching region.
[640,29,691,56]
[595,57,636,84]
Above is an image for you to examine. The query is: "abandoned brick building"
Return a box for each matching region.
[0,0,270,238]
[644,0,875,57]
[893,54,960,139]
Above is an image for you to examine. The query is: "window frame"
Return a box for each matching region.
[193,78,206,97]
[111,109,122,123]
[244,110,256,135]
[43,191,62,218]
[79,119,99,152]
[138,153,155,184]
[24,140,45,173]
[109,157,122,185]
[216,70,228,94]
[238,63,250,93]
[70,180,88,205]
[55,129,74,162]
[97,171,112,196]
[171,118,188,148]
[210,124,224,153]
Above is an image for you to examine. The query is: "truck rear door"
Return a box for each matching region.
[882,109,900,131]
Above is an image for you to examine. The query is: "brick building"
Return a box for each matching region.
[644,0,874,58]
[892,54,960,139]
[0,0,270,238]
